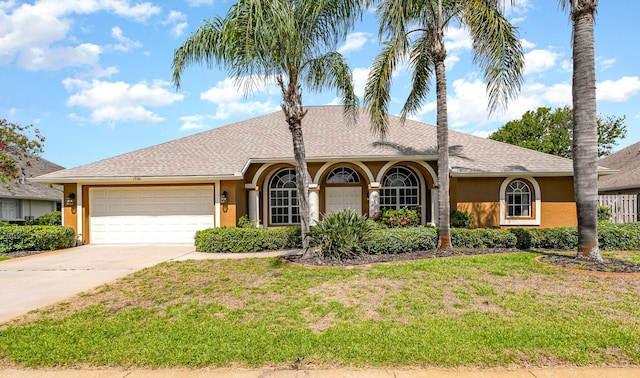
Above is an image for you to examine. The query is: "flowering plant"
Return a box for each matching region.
[371,207,420,228]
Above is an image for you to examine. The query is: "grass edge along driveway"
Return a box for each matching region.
[1,252,639,369]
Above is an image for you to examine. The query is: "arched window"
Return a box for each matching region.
[381,167,419,209]
[326,167,360,184]
[507,180,531,217]
[269,169,300,224]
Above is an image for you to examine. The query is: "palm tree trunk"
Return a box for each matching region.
[290,121,311,249]
[279,75,311,250]
[571,1,602,262]
[433,17,451,250]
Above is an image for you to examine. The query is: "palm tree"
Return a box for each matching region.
[172,0,360,249]
[560,0,603,262]
[364,0,524,249]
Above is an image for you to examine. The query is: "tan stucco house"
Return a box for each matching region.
[1,154,64,223]
[33,106,584,244]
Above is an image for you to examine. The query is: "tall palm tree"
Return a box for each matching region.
[172,0,360,249]
[560,0,603,262]
[364,0,524,249]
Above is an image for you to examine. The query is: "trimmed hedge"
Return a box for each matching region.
[194,226,302,252]
[193,222,640,254]
[508,222,640,251]
[367,226,437,254]
[0,225,76,253]
[25,211,62,226]
[451,228,518,249]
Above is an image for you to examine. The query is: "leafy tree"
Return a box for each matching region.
[172,0,360,249]
[363,0,524,250]
[561,0,602,262]
[0,119,45,183]
[488,106,626,158]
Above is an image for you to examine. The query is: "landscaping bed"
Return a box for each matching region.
[284,248,640,273]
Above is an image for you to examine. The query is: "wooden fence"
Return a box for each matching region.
[598,194,638,223]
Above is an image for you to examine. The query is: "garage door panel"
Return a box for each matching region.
[90,186,214,244]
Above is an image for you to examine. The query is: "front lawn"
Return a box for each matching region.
[1,252,639,369]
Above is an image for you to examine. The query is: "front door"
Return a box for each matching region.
[325,187,362,215]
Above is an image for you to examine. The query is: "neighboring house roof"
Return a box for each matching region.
[1,152,65,201]
[598,141,640,192]
[35,106,582,183]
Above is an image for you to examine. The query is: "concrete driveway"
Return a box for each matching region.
[0,245,287,323]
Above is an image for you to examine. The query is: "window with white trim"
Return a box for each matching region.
[326,167,360,184]
[507,180,531,217]
[269,169,300,224]
[381,167,419,209]
[499,177,541,226]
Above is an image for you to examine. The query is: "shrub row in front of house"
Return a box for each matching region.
[195,226,302,252]
[195,222,640,253]
[0,225,76,253]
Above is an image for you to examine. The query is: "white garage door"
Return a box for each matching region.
[90,186,214,244]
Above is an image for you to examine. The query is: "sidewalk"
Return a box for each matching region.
[1,367,640,377]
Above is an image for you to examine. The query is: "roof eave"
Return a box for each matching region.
[598,185,640,193]
[451,170,574,178]
[29,174,243,185]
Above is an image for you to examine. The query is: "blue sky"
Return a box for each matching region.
[1,0,639,169]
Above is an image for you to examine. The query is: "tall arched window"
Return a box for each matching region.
[269,169,300,224]
[506,180,531,217]
[326,167,360,184]
[381,167,419,209]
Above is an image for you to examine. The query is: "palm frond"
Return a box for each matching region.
[401,32,435,122]
[463,0,525,113]
[363,38,406,139]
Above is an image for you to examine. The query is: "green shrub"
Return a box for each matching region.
[308,210,374,260]
[450,210,473,228]
[237,215,257,228]
[0,225,75,253]
[598,222,640,250]
[371,207,420,228]
[597,206,611,222]
[26,211,62,226]
[451,228,517,249]
[367,226,437,254]
[194,226,301,253]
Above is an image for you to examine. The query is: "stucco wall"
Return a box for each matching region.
[453,176,577,229]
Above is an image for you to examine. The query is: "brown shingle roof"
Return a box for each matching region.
[35,106,577,182]
[598,141,640,191]
[2,153,64,200]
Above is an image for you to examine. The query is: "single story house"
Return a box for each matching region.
[1,153,64,223]
[598,141,640,196]
[598,141,640,222]
[34,106,590,244]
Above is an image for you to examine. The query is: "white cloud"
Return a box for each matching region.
[597,76,640,102]
[596,57,616,71]
[164,10,188,38]
[445,27,472,52]
[339,32,370,55]
[179,114,208,131]
[520,39,535,49]
[0,0,160,69]
[63,78,184,125]
[352,67,370,98]
[108,26,142,53]
[186,0,214,6]
[412,78,572,129]
[524,49,561,75]
[200,77,280,120]
[18,43,102,71]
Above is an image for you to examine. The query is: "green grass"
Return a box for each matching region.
[0,256,9,261]
[1,252,640,369]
